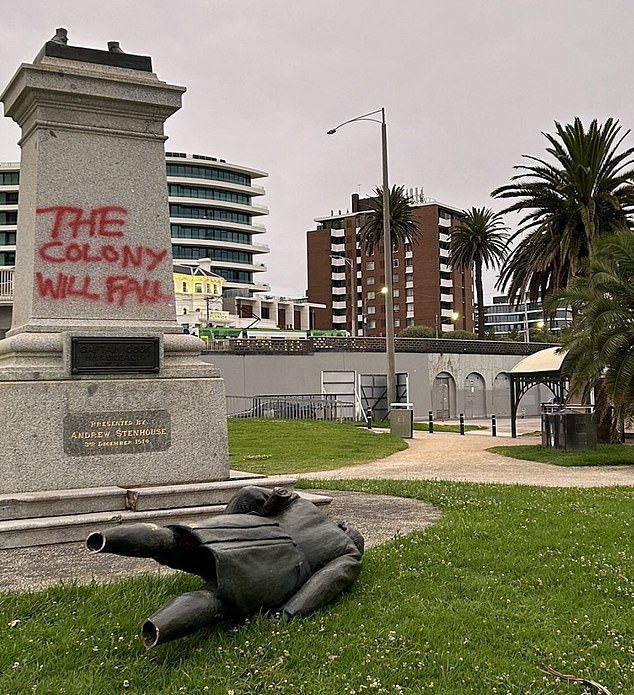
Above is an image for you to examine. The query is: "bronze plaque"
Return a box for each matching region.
[64,410,171,456]
[71,337,160,374]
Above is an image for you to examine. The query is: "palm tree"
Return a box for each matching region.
[359,185,421,254]
[545,232,634,440]
[449,207,510,339]
[492,117,634,303]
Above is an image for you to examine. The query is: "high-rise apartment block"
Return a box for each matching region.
[307,192,474,336]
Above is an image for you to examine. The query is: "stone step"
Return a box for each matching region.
[0,471,292,521]
[0,489,332,549]
[126,476,298,512]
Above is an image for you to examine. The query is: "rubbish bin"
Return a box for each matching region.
[558,409,597,450]
[543,409,597,450]
[390,402,414,439]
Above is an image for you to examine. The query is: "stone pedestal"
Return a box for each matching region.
[0,37,229,494]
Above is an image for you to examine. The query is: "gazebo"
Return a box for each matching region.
[508,347,568,438]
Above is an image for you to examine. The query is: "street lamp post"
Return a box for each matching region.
[328,108,396,407]
[331,254,356,337]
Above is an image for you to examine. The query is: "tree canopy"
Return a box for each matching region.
[493,117,634,303]
[546,232,634,436]
[359,185,421,255]
[449,207,510,338]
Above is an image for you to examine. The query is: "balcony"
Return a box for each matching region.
[0,267,14,303]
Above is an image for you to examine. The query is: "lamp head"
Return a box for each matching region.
[326,129,337,135]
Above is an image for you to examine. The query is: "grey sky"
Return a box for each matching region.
[2,0,633,299]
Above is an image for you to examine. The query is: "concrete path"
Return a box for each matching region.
[302,430,634,488]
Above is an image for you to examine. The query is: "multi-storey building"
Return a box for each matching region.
[165,152,269,296]
[483,295,572,338]
[306,192,474,336]
[0,152,271,334]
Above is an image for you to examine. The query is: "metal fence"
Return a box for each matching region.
[226,394,356,421]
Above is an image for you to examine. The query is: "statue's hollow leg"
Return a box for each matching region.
[142,586,222,649]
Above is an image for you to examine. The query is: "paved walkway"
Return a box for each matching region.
[303,430,634,487]
[3,430,634,592]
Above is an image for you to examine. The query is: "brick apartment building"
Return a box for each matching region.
[306,192,474,336]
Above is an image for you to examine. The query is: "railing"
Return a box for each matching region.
[208,336,558,356]
[0,268,14,302]
[227,394,356,421]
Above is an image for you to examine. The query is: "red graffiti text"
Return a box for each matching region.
[34,205,172,308]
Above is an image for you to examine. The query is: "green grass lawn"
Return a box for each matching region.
[227,419,407,475]
[2,479,634,694]
[489,442,634,467]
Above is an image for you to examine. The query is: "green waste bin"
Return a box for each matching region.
[390,403,413,439]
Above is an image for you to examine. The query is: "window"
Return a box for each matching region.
[183,308,188,314]
[407,318,414,326]
[0,231,16,245]
[171,224,252,245]
[166,163,250,186]
[169,204,251,225]
[168,184,250,205]
[366,261,375,270]
[367,319,376,329]
[394,319,401,328]
[367,291,375,300]
[367,277,375,285]
[367,306,376,315]
[181,281,187,292]
[405,259,413,268]
[393,273,399,283]
[0,171,19,185]
[206,283,212,293]
[0,211,17,225]
[0,191,18,205]
[393,258,399,268]
[195,283,203,293]
[393,304,400,312]
[262,307,270,319]
[393,289,400,298]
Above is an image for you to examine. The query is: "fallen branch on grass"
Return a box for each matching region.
[541,665,612,694]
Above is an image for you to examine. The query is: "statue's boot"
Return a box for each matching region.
[142,586,222,648]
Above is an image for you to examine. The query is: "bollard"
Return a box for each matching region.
[459,413,465,435]
[491,414,497,437]
[366,408,373,429]
[428,410,434,434]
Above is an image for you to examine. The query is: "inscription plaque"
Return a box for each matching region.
[64,410,171,456]
[71,337,160,375]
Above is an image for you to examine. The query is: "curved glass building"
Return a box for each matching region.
[0,151,271,297]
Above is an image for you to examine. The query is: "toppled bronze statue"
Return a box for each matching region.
[86,486,364,648]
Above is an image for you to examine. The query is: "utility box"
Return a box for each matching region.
[390,403,413,439]
[544,409,597,451]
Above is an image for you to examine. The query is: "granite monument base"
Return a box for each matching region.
[0,374,228,493]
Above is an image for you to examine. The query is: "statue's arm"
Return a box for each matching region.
[280,552,362,620]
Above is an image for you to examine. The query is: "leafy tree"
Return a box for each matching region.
[493,118,634,304]
[546,232,634,440]
[398,325,436,338]
[449,207,510,338]
[359,185,421,254]
[528,325,560,343]
[442,329,477,340]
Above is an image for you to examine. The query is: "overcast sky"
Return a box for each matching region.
[2,0,634,299]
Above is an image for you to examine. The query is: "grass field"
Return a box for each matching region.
[2,421,634,693]
[2,479,634,693]
[490,442,634,467]
[227,419,407,475]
